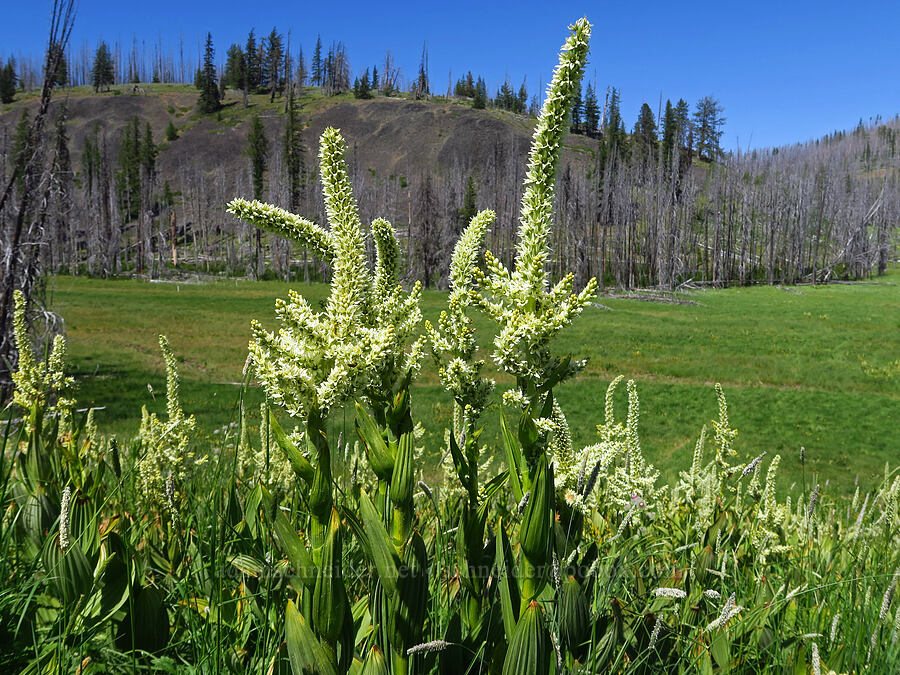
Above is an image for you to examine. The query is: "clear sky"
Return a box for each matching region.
[4,0,899,150]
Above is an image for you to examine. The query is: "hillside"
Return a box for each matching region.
[0,84,598,196]
[1,84,896,290]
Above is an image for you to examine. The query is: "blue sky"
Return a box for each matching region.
[5,0,899,149]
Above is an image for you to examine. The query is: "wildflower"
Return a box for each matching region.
[705,592,742,631]
[829,614,840,647]
[880,573,898,622]
[704,589,722,600]
[407,640,450,656]
[811,642,821,675]
[652,587,686,599]
[807,483,820,521]
[741,451,767,478]
[59,486,72,551]
[517,491,531,515]
[649,615,663,650]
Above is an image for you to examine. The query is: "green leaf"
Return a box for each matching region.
[495,519,520,641]
[273,510,316,588]
[500,413,525,502]
[270,410,314,482]
[478,470,509,521]
[709,631,731,671]
[447,430,470,490]
[359,491,399,595]
[230,554,264,577]
[285,599,337,675]
[355,401,394,479]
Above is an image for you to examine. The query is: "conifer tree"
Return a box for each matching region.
[584,83,599,135]
[661,99,677,163]
[473,76,487,109]
[604,87,626,150]
[571,84,584,131]
[165,120,177,142]
[265,28,283,102]
[693,95,725,161]
[197,33,220,113]
[223,44,246,90]
[457,174,478,227]
[371,65,378,90]
[91,42,114,92]
[245,30,260,92]
[116,117,142,222]
[141,122,157,177]
[0,59,16,103]
[296,46,307,87]
[311,34,322,86]
[282,87,305,211]
[247,114,268,200]
[516,79,528,114]
[674,98,692,158]
[633,102,658,155]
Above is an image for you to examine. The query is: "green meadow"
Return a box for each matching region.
[49,273,899,494]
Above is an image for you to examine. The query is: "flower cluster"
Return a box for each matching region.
[554,377,663,515]
[474,18,596,395]
[136,335,202,505]
[425,209,496,433]
[228,127,422,420]
[11,290,75,415]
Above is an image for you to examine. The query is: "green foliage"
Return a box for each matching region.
[694,95,726,161]
[5,20,900,675]
[246,114,268,200]
[115,117,142,222]
[91,41,114,93]
[164,119,177,141]
[197,33,221,114]
[0,58,17,103]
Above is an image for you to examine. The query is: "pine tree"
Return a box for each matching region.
[165,121,178,142]
[353,69,371,99]
[141,122,157,177]
[266,28,283,102]
[584,83,599,135]
[604,87,626,150]
[223,44,246,90]
[91,42,114,92]
[296,46,307,87]
[571,85,583,131]
[245,30,260,92]
[661,99,677,163]
[0,59,16,103]
[516,79,528,114]
[693,95,725,161]
[283,87,305,211]
[457,174,478,227]
[498,80,514,110]
[116,117,142,222]
[311,34,322,86]
[197,33,220,114]
[371,65,378,90]
[674,98,692,157]
[247,114,268,200]
[633,102,658,155]
[473,77,487,109]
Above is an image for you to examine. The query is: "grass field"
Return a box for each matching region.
[47,273,899,494]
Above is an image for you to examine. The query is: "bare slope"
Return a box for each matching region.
[0,86,598,189]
